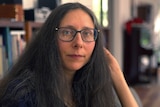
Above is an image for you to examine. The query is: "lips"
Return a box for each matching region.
[68,54,84,58]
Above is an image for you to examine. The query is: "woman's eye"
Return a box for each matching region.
[84,31,90,35]
[63,30,71,35]
[83,31,93,36]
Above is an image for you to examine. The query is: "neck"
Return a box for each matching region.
[63,82,75,107]
[63,69,76,107]
[64,70,76,86]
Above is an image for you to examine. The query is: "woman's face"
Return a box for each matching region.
[58,9,96,73]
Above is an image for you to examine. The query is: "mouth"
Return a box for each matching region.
[68,54,85,58]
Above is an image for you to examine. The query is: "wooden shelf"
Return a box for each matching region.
[0,19,43,42]
[0,19,24,28]
[25,21,42,42]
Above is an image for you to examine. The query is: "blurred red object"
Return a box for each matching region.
[125,17,143,35]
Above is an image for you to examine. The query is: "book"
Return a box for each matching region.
[0,35,7,79]
[0,45,7,79]
[1,27,13,67]
[10,30,26,63]
[0,35,3,78]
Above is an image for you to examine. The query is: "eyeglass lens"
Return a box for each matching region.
[56,27,98,42]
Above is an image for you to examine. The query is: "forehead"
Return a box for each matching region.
[59,9,94,28]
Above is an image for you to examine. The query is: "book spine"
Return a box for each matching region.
[10,30,26,63]
[0,35,8,79]
[1,27,13,68]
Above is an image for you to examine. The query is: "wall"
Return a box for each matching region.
[61,0,93,9]
[22,0,37,9]
[108,0,131,68]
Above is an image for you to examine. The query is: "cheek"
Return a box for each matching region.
[58,41,66,55]
[84,42,96,60]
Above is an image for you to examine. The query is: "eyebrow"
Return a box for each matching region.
[59,25,94,30]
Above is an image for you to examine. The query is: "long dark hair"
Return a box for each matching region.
[0,2,115,107]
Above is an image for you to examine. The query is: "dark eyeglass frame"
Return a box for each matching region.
[55,27,100,42]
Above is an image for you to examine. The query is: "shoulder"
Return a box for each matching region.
[0,91,36,107]
[0,92,36,107]
[0,78,36,107]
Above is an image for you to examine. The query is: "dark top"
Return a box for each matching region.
[0,79,36,107]
[0,79,67,107]
[0,93,36,107]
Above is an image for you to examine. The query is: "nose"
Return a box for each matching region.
[72,32,83,48]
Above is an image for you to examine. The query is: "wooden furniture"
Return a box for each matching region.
[0,19,42,42]
[0,4,24,21]
[123,24,153,85]
[25,21,42,42]
[0,19,42,78]
[0,19,24,28]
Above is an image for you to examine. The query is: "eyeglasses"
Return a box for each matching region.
[55,27,100,42]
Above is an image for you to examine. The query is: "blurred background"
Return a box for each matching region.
[0,0,160,106]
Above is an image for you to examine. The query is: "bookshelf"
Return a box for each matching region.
[25,21,43,42]
[0,19,43,42]
[0,19,42,78]
[0,20,24,28]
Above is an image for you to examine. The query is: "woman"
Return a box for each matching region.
[0,2,138,107]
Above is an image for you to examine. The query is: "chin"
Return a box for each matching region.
[66,65,84,72]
